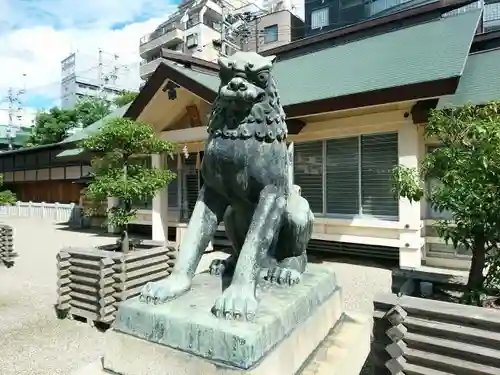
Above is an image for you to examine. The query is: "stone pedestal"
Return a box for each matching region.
[71,265,372,375]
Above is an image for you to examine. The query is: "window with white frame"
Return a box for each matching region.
[311,7,330,30]
[294,133,399,220]
[186,33,198,48]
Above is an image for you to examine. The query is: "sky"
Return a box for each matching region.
[0,0,180,127]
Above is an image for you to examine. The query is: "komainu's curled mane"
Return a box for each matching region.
[207,53,288,143]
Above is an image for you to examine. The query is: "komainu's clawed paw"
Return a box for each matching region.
[265,267,301,286]
[139,273,192,305]
[211,285,258,321]
[209,256,236,277]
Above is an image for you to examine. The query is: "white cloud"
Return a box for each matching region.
[0,0,178,126]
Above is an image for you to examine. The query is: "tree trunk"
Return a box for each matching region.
[466,239,486,305]
[120,161,130,254]
[121,198,132,253]
[121,229,129,253]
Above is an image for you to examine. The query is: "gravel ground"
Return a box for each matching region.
[0,217,392,375]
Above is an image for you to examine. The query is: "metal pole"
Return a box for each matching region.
[7,88,13,150]
[97,48,103,98]
[220,5,226,56]
[255,18,259,52]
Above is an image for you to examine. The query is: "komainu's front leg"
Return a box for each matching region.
[141,185,227,304]
[211,185,286,321]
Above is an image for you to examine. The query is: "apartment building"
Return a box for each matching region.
[60,52,127,109]
[305,0,500,36]
[139,0,249,82]
[236,2,306,53]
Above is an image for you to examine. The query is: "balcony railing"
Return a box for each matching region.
[444,0,500,31]
[140,22,186,45]
[485,1,500,25]
[367,0,412,16]
[367,0,500,27]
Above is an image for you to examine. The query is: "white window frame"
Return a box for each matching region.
[294,133,399,221]
[311,7,329,30]
[186,33,198,48]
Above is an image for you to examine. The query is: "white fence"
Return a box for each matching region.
[0,201,83,224]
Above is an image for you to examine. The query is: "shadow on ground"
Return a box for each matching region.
[208,247,397,271]
[54,223,152,241]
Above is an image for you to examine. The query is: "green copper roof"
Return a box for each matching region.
[437,47,500,108]
[60,103,132,144]
[163,10,481,107]
[275,9,480,106]
[57,103,132,158]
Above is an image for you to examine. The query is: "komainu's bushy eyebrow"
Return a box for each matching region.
[218,56,273,73]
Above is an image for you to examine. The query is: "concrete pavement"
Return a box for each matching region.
[0,217,392,374]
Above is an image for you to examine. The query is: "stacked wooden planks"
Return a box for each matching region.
[373,293,500,375]
[0,224,16,268]
[56,243,177,327]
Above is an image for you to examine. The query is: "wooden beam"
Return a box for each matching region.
[286,119,306,134]
[411,99,439,124]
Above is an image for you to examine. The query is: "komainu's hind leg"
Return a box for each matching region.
[266,193,314,286]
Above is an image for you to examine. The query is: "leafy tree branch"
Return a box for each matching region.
[392,101,500,305]
[79,117,175,252]
[0,174,17,205]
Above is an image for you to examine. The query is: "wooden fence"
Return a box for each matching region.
[372,293,500,374]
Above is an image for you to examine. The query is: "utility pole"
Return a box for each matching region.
[219,3,243,57]
[109,54,120,85]
[97,49,123,100]
[255,18,259,52]
[226,10,261,53]
[220,5,226,56]
[1,75,26,150]
[97,48,104,98]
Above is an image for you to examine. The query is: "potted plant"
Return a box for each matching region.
[55,117,177,327]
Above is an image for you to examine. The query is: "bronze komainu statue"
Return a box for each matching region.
[141,52,314,321]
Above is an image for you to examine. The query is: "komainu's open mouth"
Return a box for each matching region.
[220,85,265,104]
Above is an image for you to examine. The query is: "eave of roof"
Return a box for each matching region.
[0,142,62,156]
[437,47,500,108]
[128,9,481,119]
[125,61,219,120]
[55,103,132,159]
[471,29,500,53]
[60,103,132,145]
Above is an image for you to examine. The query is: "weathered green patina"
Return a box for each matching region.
[114,264,338,369]
[140,52,314,321]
